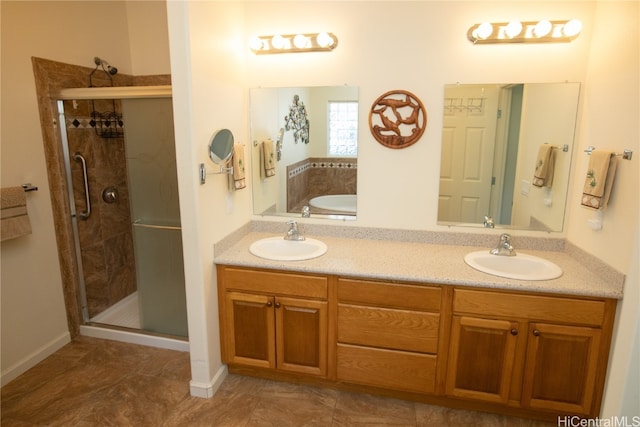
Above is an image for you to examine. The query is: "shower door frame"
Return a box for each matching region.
[55,85,175,326]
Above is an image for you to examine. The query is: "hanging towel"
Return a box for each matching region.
[532,144,556,188]
[260,139,276,179]
[229,144,246,190]
[1,186,32,242]
[581,150,619,210]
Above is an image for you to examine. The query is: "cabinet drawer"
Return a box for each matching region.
[337,344,436,394]
[338,304,439,353]
[338,278,441,311]
[221,267,327,299]
[453,289,606,326]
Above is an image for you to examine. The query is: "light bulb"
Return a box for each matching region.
[271,35,286,49]
[473,22,493,40]
[249,37,264,52]
[293,34,309,49]
[505,21,523,38]
[316,32,334,48]
[562,19,582,37]
[533,20,552,38]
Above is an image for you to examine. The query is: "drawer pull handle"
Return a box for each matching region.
[532,329,540,337]
[275,302,281,309]
[510,328,518,336]
[266,301,273,307]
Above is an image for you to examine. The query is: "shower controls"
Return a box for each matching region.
[102,187,118,203]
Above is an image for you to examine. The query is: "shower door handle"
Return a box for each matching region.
[73,152,91,220]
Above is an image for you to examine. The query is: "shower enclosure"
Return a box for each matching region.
[55,86,188,339]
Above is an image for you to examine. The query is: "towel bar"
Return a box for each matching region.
[21,183,38,192]
[548,143,569,152]
[584,146,633,160]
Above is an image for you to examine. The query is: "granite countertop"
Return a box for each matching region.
[214,223,625,300]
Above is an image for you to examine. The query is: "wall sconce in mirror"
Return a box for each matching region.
[468,19,582,44]
[249,32,338,54]
[199,129,234,185]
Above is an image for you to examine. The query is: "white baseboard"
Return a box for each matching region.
[190,364,228,398]
[80,325,189,352]
[1,331,71,387]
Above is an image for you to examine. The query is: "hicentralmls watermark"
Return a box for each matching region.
[557,416,640,427]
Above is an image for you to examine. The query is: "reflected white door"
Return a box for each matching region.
[439,85,499,223]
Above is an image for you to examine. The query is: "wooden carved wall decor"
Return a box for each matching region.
[369,90,427,149]
[284,94,310,144]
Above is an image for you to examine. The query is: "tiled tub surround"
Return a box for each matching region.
[215,220,624,299]
[286,157,357,214]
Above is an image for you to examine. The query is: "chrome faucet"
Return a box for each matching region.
[284,220,305,241]
[301,206,310,218]
[483,215,495,228]
[490,233,516,256]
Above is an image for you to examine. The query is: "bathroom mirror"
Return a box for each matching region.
[250,86,359,219]
[438,82,580,232]
[209,128,234,164]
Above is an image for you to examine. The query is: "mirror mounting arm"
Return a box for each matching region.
[199,163,233,185]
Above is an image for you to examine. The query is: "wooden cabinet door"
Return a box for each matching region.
[446,315,521,403]
[275,296,327,376]
[223,292,275,369]
[522,322,602,415]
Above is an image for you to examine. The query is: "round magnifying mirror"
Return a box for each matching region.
[208,129,234,164]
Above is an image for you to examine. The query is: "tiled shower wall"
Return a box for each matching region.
[65,98,137,317]
[286,157,357,212]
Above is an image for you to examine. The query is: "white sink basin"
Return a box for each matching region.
[464,250,562,281]
[249,237,328,261]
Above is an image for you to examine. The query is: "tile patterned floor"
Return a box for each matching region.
[1,336,556,426]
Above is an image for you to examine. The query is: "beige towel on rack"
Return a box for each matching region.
[228,144,246,190]
[1,186,32,242]
[532,144,556,188]
[581,150,619,209]
[260,139,276,179]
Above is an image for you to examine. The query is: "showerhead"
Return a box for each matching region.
[93,56,118,75]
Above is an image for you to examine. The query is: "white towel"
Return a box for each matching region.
[1,186,32,241]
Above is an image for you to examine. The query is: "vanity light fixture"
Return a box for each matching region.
[249,32,338,54]
[468,19,582,44]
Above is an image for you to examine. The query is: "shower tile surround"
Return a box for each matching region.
[287,157,357,213]
[32,57,171,336]
[65,98,137,317]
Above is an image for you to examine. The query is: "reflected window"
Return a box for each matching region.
[328,101,358,156]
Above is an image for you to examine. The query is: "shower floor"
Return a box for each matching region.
[90,292,141,329]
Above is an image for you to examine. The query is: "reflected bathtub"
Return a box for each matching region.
[309,194,357,214]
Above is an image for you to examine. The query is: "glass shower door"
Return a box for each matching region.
[121,98,187,337]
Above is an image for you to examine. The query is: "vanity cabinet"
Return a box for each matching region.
[336,278,444,393]
[217,266,328,377]
[446,288,616,417]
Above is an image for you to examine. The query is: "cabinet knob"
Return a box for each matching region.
[275,302,281,309]
[510,328,518,336]
[266,301,273,307]
[532,329,540,337]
